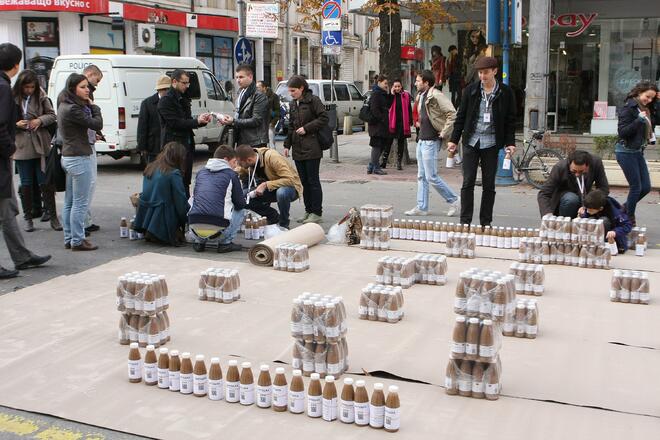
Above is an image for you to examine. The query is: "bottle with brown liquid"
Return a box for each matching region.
[143,345,158,386]
[322,375,338,421]
[146,316,160,349]
[137,315,148,348]
[465,318,480,361]
[302,340,315,377]
[444,358,459,395]
[225,360,240,403]
[307,373,323,418]
[118,314,130,345]
[478,319,496,362]
[255,364,272,408]
[639,273,650,305]
[458,359,473,397]
[192,355,208,397]
[198,271,208,300]
[526,304,538,338]
[127,342,142,383]
[354,380,370,426]
[239,362,255,405]
[339,378,355,423]
[208,357,224,401]
[289,369,305,414]
[120,217,129,238]
[450,316,467,359]
[515,303,527,337]
[168,350,180,391]
[484,363,500,400]
[271,367,287,412]
[384,385,401,432]
[369,383,385,429]
[179,352,193,395]
[157,347,169,389]
[471,362,485,398]
[325,303,340,343]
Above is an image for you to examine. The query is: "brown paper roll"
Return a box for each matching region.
[248,223,326,266]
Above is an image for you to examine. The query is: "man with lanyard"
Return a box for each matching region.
[448,56,517,227]
[537,150,610,218]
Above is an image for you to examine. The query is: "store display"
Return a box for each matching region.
[117,273,171,347]
[445,232,476,258]
[197,268,241,303]
[509,263,545,296]
[358,284,404,323]
[273,243,310,272]
[609,270,651,304]
[518,238,611,269]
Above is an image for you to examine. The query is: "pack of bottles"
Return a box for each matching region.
[117,273,171,347]
[359,284,404,323]
[539,214,606,245]
[446,232,476,258]
[290,293,349,377]
[360,227,391,251]
[197,268,241,303]
[413,254,448,285]
[609,270,650,304]
[628,226,648,257]
[509,263,545,296]
[375,257,416,288]
[454,269,517,325]
[507,298,539,338]
[450,316,503,361]
[518,237,612,269]
[360,204,393,228]
[119,216,145,240]
[273,243,310,272]
[445,357,501,400]
[243,213,267,240]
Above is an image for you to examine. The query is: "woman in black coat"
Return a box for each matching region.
[367,75,392,175]
[284,75,329,224]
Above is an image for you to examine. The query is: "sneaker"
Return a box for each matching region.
[297,213,310,224]
[447,198,460,217]
[217,242,242,253]
[405,207,429,216]
[303,213,323,224]
[15,254,51,270]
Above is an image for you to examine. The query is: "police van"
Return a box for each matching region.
[47,55,233,164]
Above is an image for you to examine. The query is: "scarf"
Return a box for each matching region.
[389,91,411,136]
[634,97,653,143]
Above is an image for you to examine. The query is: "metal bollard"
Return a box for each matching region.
[343,115,353,135]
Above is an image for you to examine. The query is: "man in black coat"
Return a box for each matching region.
[537,150,610,218]
[0,43,50,279]
[138,75,171,163]
[158,69,212,192]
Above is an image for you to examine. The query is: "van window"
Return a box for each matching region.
[211,75,227,101]
[275,82,320,102]
[202,71,219,100]
[323,84,333,101]
[165,70,201,100]
[348,84,363,101]
[334,84,350,101]
[125,71,163,100]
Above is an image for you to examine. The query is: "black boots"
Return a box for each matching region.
[42,185,62,231]
[19,185,62,232]
[19,186,34,232]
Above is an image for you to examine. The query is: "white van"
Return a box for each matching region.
[47,55,233,164]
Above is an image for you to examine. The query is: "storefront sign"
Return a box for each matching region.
[0,0,108,13]
[246,2,279,39]
[401,46,416,60]
[551,13,598,37]
[120,3,238,32]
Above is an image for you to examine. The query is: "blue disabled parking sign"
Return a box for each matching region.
[235,37,253,65]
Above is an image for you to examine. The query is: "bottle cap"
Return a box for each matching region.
[228,360,238,366]
[241,362,252,368]
[181,352,191,358]
[388,385,399,393]
[121,216,127,220]
[170,350,179,356]
[455,316,466,323]
[260,364,270,371]
[275,367,285,374]
[129,342,139,349]
[311,373,320,380]
[374,383,384,390]
[210,357,220,364]
[355,379,366,387]
[469,317,480,324]
[292,370,302,376]
[343,378,354,385]
[159,348,169,354]
[325,376,335,383]
[483,319,493,325]
[195,355,205,362]
[146,345,155,351]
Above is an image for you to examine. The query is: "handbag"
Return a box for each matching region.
[44,143,66,192]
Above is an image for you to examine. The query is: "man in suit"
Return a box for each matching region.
[137,75,171,163]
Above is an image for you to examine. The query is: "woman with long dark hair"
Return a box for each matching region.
[615,81,658,225]
[134,142,190,245]
[58,73,103,251]
[12,69,60,232]
[462,29,487,86]
[283,75,328,224]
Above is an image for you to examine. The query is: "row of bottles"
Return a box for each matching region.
[540,214,605,244]
[518,238,612,269]
[359,284,404,323]
[360,227,391,251]
[360,204,393,228]
[289,293,348,342]
[119,216,144,240]
[293,339,350,378]
[454,269,517,322]
[198,268,241,303]
[116,273,170,316]
[273,243,310,272]
[508,299,539,338]
[445,358,501,400]
[119,312,170,347]
[446,232,476,258]
[509,263,545,296]
[450,317,501,362]
[243,215,267,240]
[375,257,416,288]
[609,270,650,304]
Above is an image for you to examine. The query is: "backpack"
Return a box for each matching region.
[359,95,377,123]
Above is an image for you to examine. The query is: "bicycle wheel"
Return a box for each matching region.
[523,148,564,189]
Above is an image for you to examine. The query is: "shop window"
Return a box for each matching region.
[196,35,235,85]
[22,17,59,91]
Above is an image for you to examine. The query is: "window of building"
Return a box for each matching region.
[89,21,125,54]
[22,17,59,91]
[154,29,180,56]
[196,35,234,84]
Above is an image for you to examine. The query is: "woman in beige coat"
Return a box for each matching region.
[13,69,61,232]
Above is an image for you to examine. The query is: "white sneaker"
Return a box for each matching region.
[447,198,460,217]
[405,207,429,216]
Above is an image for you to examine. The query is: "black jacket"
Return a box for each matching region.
[617,98,655,150]
[450,80,516,148]
[284,90,329,161]
[57,94,103,157]
[368,85,393,141]
[158,87,204,149]
[0,72,17,199]
[137,93,162,156]
[537,155,610,216]
[234,82,269,147]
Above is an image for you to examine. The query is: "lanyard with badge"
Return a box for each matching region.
[23,96,32,134]
[576,174,586,207]
[246,154,260,203]
[482,87,495,123]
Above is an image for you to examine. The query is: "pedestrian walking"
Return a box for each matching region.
[404,70,460,217]
[158,69,212,194]
[615,81,657,226]
[448,57,516,226]
[446,45,462,109]
[82,64,103,235]
[218,64,269,148]
[283,75,328,225]
[256,80,280,149]
[430,46,446,91]
[381,79,413,170]
[137,75,171,164]
[58,73,103,251]
[0,43,51,278]
[12,69,62,232]
[134,142,190,246]
[367,74,392,175]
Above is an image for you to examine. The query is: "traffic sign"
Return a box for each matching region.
[322,18,341,31]
[323,45,341,56]
[322,0,341,19]
[234,37,253,64]
[322,30,342,46]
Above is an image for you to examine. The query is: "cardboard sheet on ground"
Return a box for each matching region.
[0,248,659,438]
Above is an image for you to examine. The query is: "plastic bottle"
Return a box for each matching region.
[465,318,480,361]
[119,217,129,238]
[272,367,288,412]
[450,316,467,359]
[127,342,142,383]
[478,320,496,363]
[322,375,338,421]
[168,350,180,391]
[256,364,272,409]
[485,363,500,400]
[471,362,485,399]
[458,359,473,397]
[157,347,170,389]
[306,373,323,418]
[384,385,401,432]
[143,345,158,386]
[239,362,255,405]
[179,352,193,395]
[208,357,224,401]
[354,380,370,427]
[193,355,208,397]
[225,360,240,403]
[339,377,355,423]
[369,383,385,429]
[289,369,305,414]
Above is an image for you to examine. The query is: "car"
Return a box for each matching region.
[275,80,366,134]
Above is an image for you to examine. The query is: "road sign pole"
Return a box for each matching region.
[330,56,339,163]
[237,0,246,37]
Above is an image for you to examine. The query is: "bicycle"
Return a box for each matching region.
[510,130,564,189]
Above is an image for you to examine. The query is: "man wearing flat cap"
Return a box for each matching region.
[137,75,172,164]
[448,56,516,227]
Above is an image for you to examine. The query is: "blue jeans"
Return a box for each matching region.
[616,150,651,219]
[15,159,45,187]
[416,139,458,211]
[247,186,298,228]
[219,209,246,244]
[85,146,97,228]
[558,192,581,218]
[61,155,94,246]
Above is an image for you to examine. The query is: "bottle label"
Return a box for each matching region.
[120,226,129,238]
[290,321,302,334]
[369,404,385,428]
[322,397,338,421]
[147,333,160,345]
[479,345,495,357]
[208,379,224,401]
[272,384,287,407]
[302,322,314,335]
[458,378,471,392]
[354,401,370,425]
[124,297,135,310]
[155,368,169,388]
[413,230,420,241]
[440,231,448,242]
[386,310,399,321]
[620,289,631,300]
[420,230,427,241]
[479,300,492,315]
[325,326,340,338]
[433,231,441,242]
[193,374,208,394]
[143,301,156,312]
[289,390,305,413]
[444,376,453,389]
[168,371,180,391]
[640,292,650,302]
[292,357,302,369]
[503,322,515,333]
[491,303,505,317]
[526,325,538,335]
[307,395,322,417]
[454,297,467,311]
[128,359,142,380]
[257,385,272,408]
[609,289,618,299]
[377,308,387,320]
[240,383,255,404]
[198,288,206,299]
[180,373,193,394]
[225,381,240,402]
[302,359,314,372]
[327,362,341,375]
[636,244,645,256]
[465,343,478,355]
[134,300,144,313]
[472,381,484,393]
[451,342,465,354]
[384,407,401,430]
[486,383,500,395]
[144,362,157,383]
[504,237,512,249]
[223,290,233,302]
[391,227,400,239]
[340,399,355,423]
[314,361,327,374]
[358,305,368,316]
